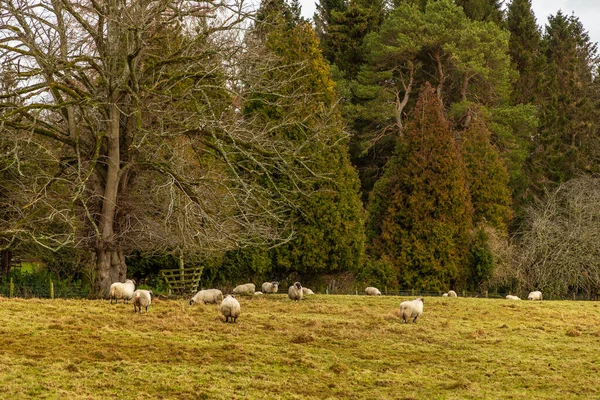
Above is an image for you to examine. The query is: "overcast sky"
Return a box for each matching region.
[297,0,600,46]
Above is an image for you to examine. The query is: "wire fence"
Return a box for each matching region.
[0,276,597,301]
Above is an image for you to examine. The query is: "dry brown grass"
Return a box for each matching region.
[0,295,599,399]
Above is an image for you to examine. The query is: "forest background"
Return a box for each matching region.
[1,0,599,299]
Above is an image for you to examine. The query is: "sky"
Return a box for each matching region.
[297,0,600,46]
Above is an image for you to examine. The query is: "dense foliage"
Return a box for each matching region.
[2,0,600,297]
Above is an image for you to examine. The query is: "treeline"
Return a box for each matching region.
[1,0,599,297]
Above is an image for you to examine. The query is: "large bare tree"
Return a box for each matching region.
[0,0,339,296]
[517,177,600,298]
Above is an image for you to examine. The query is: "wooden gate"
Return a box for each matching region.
[160,267,203,296]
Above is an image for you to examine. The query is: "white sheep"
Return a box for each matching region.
[132,289,152,313]
[506,295,521,300]
[220,295,241,323]
[442,293,449,297]
[365,287,382,296]
[109,279,135,304]
[261,282,279,294]
[528,291,543,301]
[301,287,314,295]
[232,283,256,296]
[288,282,303,301]
[189,289,223,305]
[254,291,263,295]
[399,298,424,323]
[447,290,458,297]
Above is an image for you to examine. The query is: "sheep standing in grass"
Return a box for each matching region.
[302,287,314,296]
[261,282,279,294]
[447,290,458,297]
[132,290,153,313]
[220,295,241,323]
[232,283,255,296]
[109,279,135,304]
[365,287,382,296]
[288,282,303,301]
[506,295,521,300]
[442,293,449,297]
[528,291,543,301]
[400,298,424,323]
[189,289,223,305]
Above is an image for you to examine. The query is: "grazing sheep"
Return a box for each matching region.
[261,282,279,294]
[506,295,521,300]
[232,283,256,296]
[365,287,382,296]
[447,290,458,297]
[132,289,153,313]
[254,291,263,295]
[528,291,543,301]
[220,295,241,323]
[109,279,135,304]
[399,298,424,323]
[301,287,314,296]
[189,289,223,305]
[288,282,303,301]
[442,293,449,297]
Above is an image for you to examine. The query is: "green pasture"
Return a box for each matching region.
[0,295,598,399]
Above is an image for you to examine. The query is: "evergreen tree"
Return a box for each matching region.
[459,117,512,233]
[530,11,600,190]
[316,0,385,79]
[233,0,366,280]
[367,84,473,290]
[507,0,544,104]
[454,0,503,24]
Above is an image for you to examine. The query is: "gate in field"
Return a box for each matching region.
[160,267,203,296]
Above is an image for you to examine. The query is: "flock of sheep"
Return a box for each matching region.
[108,279,544,323]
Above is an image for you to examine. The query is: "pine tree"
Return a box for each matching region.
[507,0,544,104]
[454,0,503,24]
[529,11,600,190]
[367,84,473,290]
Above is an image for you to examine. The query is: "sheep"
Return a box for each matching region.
[506,295,521,300]
[399,298,424,323]
[261,282,279,294]
[301,287,314,295]
[365,287,382,296]
[220,295,241,323]
[288,282,303,301]
[254,291,263,295]
[528,291,543,301]
[232,283,256,296]
[109,279,135,304]
[132,289,153,313]
[442,293,449,297]
[189,289,223,305]
[447,290,458,297]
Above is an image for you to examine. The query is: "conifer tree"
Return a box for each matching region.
[454,0,503,24]
[367,84,473,290]
[459,118,512,233]
[529,11,600,190]
[235,0,366,279]
[507,0,544,104]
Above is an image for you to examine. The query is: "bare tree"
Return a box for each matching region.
[0,0,340,296]
[517,176,600,298]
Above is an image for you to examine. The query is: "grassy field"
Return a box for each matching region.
[0,295,599,399]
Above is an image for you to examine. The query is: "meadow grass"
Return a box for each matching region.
[0,294,599,399]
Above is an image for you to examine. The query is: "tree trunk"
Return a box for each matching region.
[1,250,11,277]
[92,100,123,298]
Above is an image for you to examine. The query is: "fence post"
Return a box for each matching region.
[411,288,415,297]
[50,280,54,300]
[485,290,488,298]
[385,286,387,295]
[9,277,13,298]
